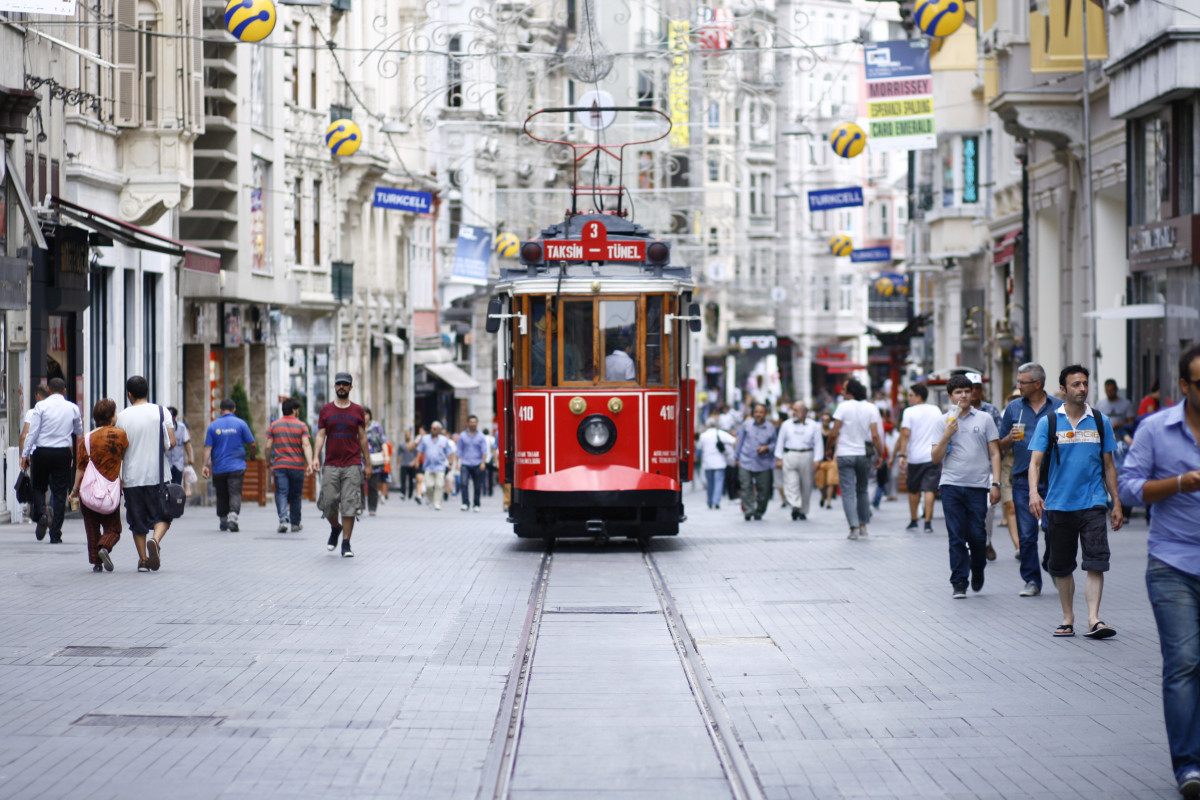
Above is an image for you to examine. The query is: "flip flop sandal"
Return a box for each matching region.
[1053,624,1074,637]
[1083,622,1116,639]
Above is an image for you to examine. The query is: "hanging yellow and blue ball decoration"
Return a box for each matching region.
[830,235,853,257]
[874,275,895,296]
[914,0,965,38]
[326,119,362,156]
[830,122,866,159]
[224,0,277,43]
[495,232,520,258]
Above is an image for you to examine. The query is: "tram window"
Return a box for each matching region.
[601,300,638,382]
[646,296,664,385]
[560,301,595,382]
[530,297,549,386]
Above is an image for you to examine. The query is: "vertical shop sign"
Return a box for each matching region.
[668,21,690,148]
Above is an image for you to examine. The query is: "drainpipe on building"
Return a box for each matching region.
[1020,140,1032,365]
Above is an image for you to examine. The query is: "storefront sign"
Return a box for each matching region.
[730,328,777,353]
[1128,214,1200,272]
[863,40,936,152]
[668,21,690,148]
[808,187,863,212]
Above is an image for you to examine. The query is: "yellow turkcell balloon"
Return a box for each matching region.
[830,235,853,257]
[326,119,362,157]
[496,232,520,258]
[874,276,895,296]
[915,0,965,38]
[224,0,276,43]
[830,122,866,159]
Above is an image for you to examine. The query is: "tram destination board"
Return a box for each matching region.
[541,220,647,262]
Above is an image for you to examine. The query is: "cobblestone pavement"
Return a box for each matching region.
[0,482,1176,799]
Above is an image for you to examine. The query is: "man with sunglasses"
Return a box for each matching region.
[999,362,1062,598]
[309,372,370,558]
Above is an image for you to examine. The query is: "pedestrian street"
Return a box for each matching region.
[0,485,1176,799]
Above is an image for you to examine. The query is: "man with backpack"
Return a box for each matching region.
[1027,365,1123,639]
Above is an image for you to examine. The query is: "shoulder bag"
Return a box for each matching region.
[79,431,122,514]
[159,406,187,519]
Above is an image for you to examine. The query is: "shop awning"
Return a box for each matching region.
[993,229,1021,266]
[422,361,480,395]
[51,196,220,273]
[814,358,867,373]
[1082,303,1200,321]
[373,332,406,354]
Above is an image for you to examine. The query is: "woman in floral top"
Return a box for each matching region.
[70,398,128,572]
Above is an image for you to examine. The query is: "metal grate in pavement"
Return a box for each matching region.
[55,646,166,658]
[543,605,661,614]
[759,598,850,605]
[72,714,223,728]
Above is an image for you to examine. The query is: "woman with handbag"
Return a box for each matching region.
[364,409,389,515]
[70,399,128,572]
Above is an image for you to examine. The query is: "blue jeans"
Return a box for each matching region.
[941,484,988,588]
[836,455,872,529]
[705,468,725,507]
[1011,476,1045,588]
[1146,557,1200,780]
[274,468,304,525]
[462,464,485,507]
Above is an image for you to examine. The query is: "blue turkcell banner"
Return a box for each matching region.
[373,187,433,214]
[807,187,864,212]
[451,225,492,285]
[864,39,930,81]
[851,246,893,263]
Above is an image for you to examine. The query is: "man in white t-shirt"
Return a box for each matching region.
[892,383,944,533]
[605,337,636,381]
[116,375,176,573]
[826,379,884,539]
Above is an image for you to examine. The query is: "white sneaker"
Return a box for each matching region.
[461,505,469,512]
[473,507,480,513]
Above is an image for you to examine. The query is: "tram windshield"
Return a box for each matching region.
[516,294,675,388]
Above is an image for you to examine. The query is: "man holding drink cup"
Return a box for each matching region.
[999,363,1063,598]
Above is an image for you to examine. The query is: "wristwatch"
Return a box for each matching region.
[991,482,1001,488]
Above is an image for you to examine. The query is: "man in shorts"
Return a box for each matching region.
[116,375,176,572]
[309,372,369,558]
[892,383,941,533]
[1028,365,1123,638]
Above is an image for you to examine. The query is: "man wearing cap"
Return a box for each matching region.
[308,372,370,558]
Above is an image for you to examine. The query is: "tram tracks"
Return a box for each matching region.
[477,542,765,800]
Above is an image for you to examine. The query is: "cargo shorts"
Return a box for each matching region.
[319,464,365,518]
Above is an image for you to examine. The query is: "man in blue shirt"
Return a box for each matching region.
[1118,343,1200,798]
[201,399,257,532]
[734,404,778,521]
[1028,365,1121,640]
[456,414,490,512]
[999,362,1063,597]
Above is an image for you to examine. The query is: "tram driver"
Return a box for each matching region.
[605,335,637,381]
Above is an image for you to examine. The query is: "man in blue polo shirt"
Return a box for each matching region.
[1028,365,1122,640]
[201,399,257,532]
[456,415,490,512]
[999,362,1063,598]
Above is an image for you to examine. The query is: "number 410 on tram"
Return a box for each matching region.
[485,214,702,540]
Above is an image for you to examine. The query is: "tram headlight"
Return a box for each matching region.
[577,414,617,455]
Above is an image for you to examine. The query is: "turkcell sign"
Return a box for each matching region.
[373,187,433,214]
[543,239,647,261]
[808,187,864,212]
[850,246,893,263]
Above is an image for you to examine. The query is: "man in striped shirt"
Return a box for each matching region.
[266,398,314,533]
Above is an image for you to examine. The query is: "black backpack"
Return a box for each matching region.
[1044,408,1109,484]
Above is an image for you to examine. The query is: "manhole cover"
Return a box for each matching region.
[55,646,166,658]
[73,714,223,727]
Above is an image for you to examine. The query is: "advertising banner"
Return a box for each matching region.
[0,0,75,13]
[808,187,864,212]
[668,21,690,148]
[863,39,936,152]
[451,225,492,285]
[851,246,893,263]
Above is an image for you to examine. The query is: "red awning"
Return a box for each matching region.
[993,229,1021,266]
[51,196,221,273]
[814,358,867,373]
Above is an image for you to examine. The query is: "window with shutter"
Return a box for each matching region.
[114,0,138,127]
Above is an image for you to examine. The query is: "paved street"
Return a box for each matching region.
[0,483,1178,799]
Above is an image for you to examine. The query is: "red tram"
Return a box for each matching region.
[486,107,699,539]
